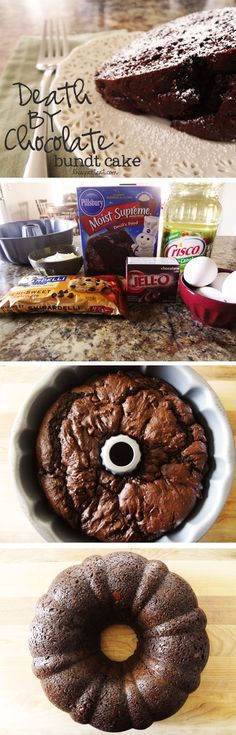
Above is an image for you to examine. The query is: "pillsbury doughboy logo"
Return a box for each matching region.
[78,188,105,216]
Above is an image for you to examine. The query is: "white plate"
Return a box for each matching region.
[53,30,236,178]
[10,363,235,544]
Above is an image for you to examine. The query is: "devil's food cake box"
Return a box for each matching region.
[126,258,180,303]
[77,186,161,276]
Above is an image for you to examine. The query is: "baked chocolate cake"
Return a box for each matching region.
[95,8,236,142]
[85,229,134,276]
[36,371,208,541]
[29,552,209,732]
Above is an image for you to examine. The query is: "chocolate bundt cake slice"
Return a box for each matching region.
[95,7,236,142]
[85,229,134,276]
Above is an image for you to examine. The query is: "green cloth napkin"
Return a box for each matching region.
[0,33,111,178]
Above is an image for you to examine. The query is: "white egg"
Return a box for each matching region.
[184,257,218,288]
[196,287,226,302]
[222,271,236,303]
[210,271,228,291]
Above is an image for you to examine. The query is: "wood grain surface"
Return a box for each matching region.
[0,363,235,543]
[100,623,138,662]
[0,547,235,735]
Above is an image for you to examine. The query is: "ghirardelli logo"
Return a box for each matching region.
[128,269,172,292]
[165,236,205,258]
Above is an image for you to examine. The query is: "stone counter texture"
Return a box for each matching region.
[0,237,235,361]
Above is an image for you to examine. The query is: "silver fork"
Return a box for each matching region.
[23,18,69,178]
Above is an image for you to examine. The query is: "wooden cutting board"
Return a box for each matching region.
[0,364,235,542]
[0,547,235,735]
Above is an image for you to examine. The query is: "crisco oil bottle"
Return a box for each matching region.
[160,183,222,272]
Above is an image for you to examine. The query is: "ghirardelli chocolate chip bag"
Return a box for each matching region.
[77,186,161,276]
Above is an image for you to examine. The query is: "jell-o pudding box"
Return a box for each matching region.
[126,257,180,303]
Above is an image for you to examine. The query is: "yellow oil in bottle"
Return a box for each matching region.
[160,183,222,272]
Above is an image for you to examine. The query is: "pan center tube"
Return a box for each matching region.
[101,434,141,475]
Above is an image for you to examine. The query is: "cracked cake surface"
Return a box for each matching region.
[36,371,209,541]
[29,552,209,732]
[95,7,236,142]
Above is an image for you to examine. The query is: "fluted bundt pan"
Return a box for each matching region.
[10,364,235,543]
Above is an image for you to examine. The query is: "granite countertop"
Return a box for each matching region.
[0,237,235,361]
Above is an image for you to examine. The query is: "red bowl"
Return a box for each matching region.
[179,269,236,327]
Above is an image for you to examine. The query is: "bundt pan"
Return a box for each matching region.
[10,363,235,543]
[0,219,75,265]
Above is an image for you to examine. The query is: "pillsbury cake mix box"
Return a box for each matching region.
[76,186,161,276]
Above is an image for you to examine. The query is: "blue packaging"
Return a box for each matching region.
[76,186,161,276]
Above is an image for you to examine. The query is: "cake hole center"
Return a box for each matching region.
[109,441,134,467]
[100,624,138,662]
